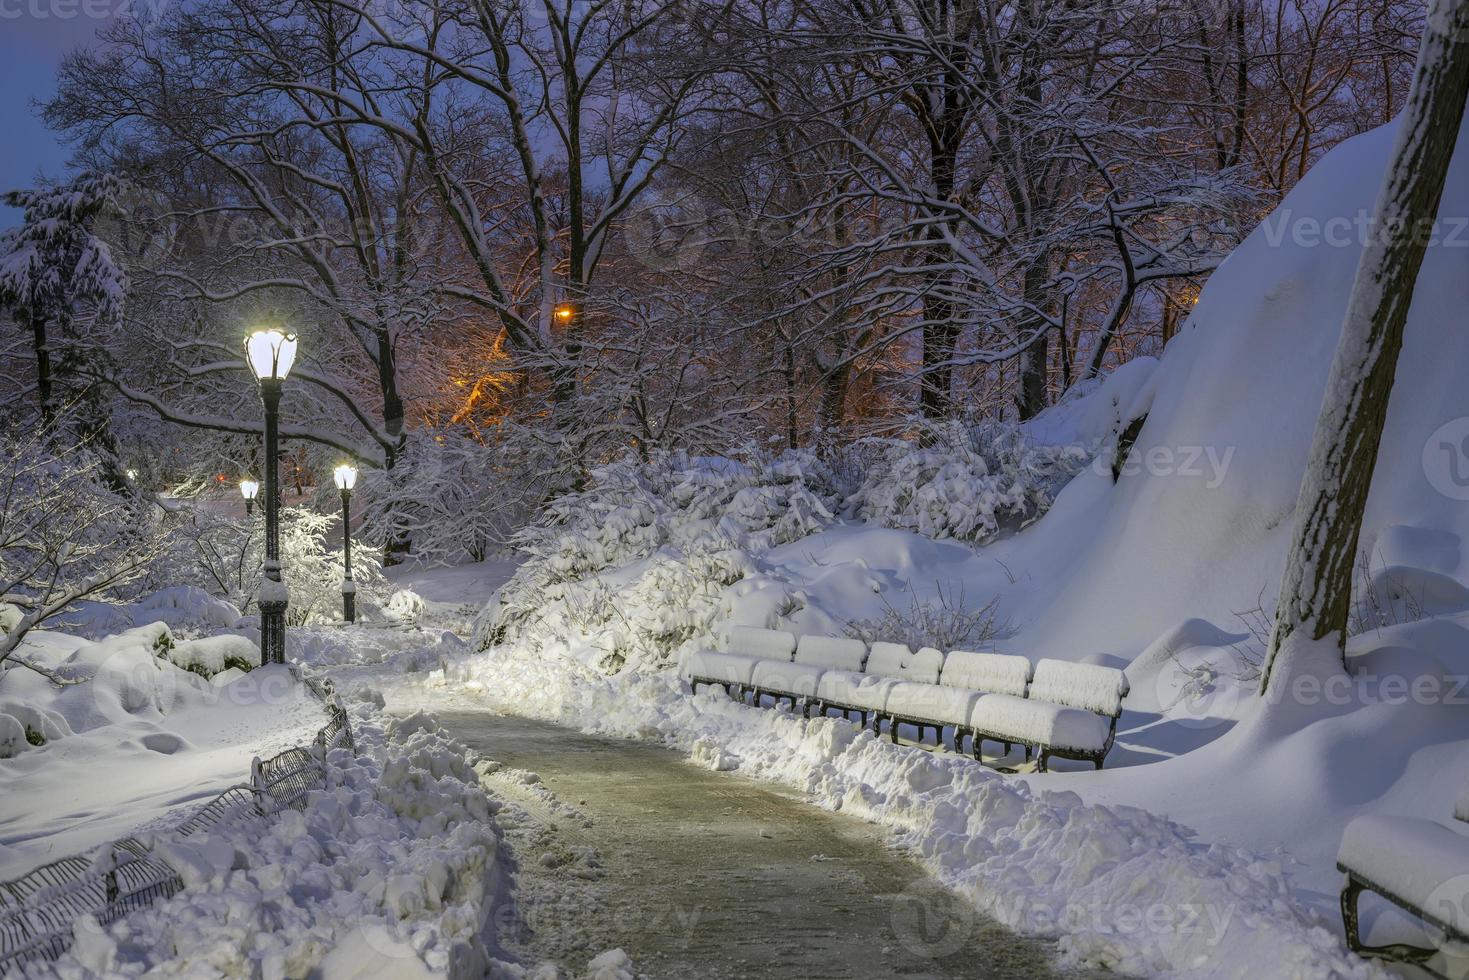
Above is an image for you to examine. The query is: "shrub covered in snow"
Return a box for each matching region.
[477,449,843,669]
[162,634,259,678]
[477,425,1094,672]
[846,420,1090,544]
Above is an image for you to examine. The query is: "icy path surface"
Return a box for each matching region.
[435,709,1092,979]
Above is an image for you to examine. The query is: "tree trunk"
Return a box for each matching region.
[26,311,54,427]
[1259,0,1469,694]
[819,363,851,433]
[1014,261,1052,420]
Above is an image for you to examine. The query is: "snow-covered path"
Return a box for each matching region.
[435,709,1092,979]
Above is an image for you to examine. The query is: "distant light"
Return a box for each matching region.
[240,478,259,501]
[555,304,575,321]
[333,463,358,491]
[125,469,138,481]
[244,329,299,382]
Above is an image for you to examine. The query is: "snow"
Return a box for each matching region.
[1029,660,1129,717]
[792,634,867,671]
[883,681,978,727]
[166,634,261,677]
[969,693,1113,753]
[0,624,319,877]
[814,670,897,712]
[940,651,1032,697]
[750,659,826,698]
[725,625,796,660]
[864,642,944,684]
[422,642,1386,979]
[678,649,758,687]
[1337,813,1469,930]
[33,702,511,979]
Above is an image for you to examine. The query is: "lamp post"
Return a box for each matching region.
[244,328,298,666]
[240,478,259,516]
[333,463,358,624]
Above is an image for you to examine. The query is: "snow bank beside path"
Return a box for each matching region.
[34,700,510,980]
[422,644,1387,980]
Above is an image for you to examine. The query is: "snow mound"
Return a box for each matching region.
[1018,116,1469,660]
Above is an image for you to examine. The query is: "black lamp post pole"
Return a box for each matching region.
[258,379,289,665]
[341,486,355,623]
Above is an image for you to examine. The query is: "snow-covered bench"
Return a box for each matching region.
[815,641,936,729]
[680,626,796,698]
[750,635,868,713]
[967,659,1129,771]
[878,651,1028,751]
[1337,795,1469,970]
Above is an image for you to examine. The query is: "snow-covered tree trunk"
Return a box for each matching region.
[1260,0,1469,694]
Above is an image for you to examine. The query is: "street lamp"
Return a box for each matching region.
[240,478,259,516]
[333,463,358,624]
[244,327,298,665]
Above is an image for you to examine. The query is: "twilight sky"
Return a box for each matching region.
[0,13,106,223]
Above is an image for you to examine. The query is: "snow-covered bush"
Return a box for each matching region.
[0,431,165,673]
[846,420,1090,544]
[477,448,844,668]
[845,583,1010,652]
[162,634,260,678]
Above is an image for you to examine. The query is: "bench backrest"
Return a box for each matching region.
[725,626,797,661]
[794,635,868,671]
[1029,659,1128,717]
[865,641,943,684]
[940,651,1031,697]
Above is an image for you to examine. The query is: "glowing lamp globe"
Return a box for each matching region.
[244,329,299,382]
[240,479,259,501]
[333,464,358,492]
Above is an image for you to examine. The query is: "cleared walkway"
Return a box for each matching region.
[437,710,1094,979]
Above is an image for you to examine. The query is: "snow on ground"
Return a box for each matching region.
[31,697,512,979]
[0,622,320,878]
[403,641,1385,980]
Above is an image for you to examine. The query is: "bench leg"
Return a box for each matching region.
[972,735,983,761]
[1340,875,1445,968]
[1036,751,1049,773]
[1342,877,1365,954]
[889,718,898,743]
[1002,741,1011,756]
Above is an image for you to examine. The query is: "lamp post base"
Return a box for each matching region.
[342,590,356,624]
[259,599,288,665]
